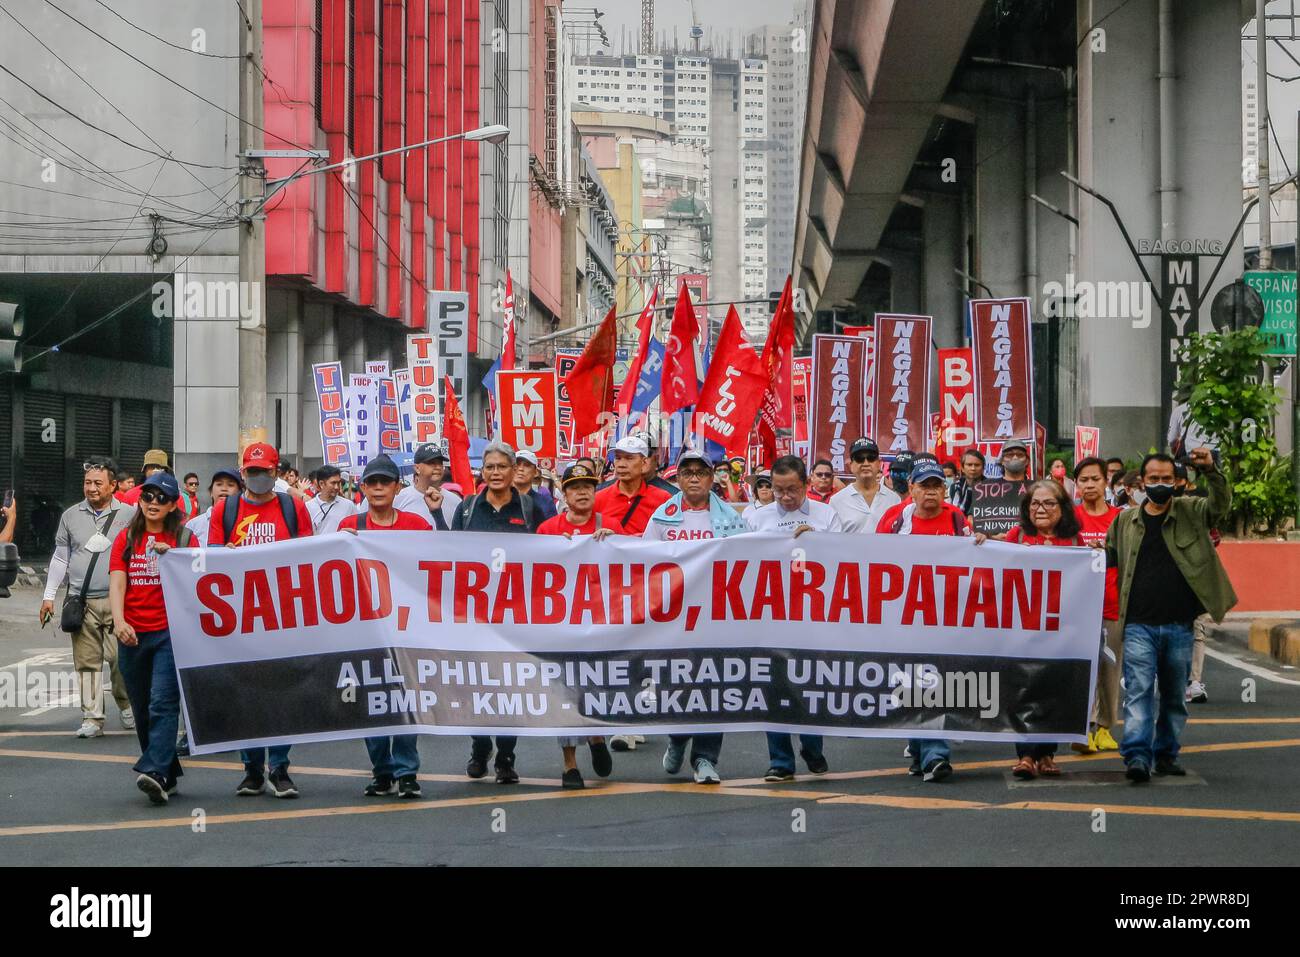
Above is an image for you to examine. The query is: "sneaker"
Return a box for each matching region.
[764,767,795,782]
[267,767,299,798]
[589,740,613,778]
[1186,681,1208,704]
[693,758,721,785]
[610,734,644,752]
[466,752,491,779]
[164,779,179,797]
[662,740,687,775]
[495,759,519,785]
[1154,757,1186,777]
[1094,727,1120,751]
[903,744,913,758]
[1071,730,1097,754]
[922,759,952,783]
[1125,762,1151,783]
[120,709,135,730]
[136,772,168,805]
[562,767,585,789]
[75,720,103,739]
[908,758,922,776]
[397,774,423,798]
[802,751,829,775]
[364,774,396,797]
[236,771,265,796]
[175,734,190,757]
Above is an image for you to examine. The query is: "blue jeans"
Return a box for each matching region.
[365,735,420,779]
[117,627,182,781]
[910,738,951,767]
[766,732,822,772]
[241,744,292,774]
[670,733,723,767]
[1120,622,1194,768]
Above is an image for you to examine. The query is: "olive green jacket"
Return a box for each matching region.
[1104,469,1238,625]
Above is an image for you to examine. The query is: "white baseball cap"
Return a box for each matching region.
[613,435,650,456]
[516,449,540,468]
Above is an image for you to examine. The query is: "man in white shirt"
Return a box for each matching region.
[393,443,460,529]
[304,465,358,535]
[829,437,901,534]
[743,454,845,536]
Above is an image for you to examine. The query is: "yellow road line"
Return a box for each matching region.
[994,800,1300,824]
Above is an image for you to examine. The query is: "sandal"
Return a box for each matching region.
[1037,754,1061,776]
[1012,755,1038,779]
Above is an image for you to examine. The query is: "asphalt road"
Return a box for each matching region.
[3,585,1299,866]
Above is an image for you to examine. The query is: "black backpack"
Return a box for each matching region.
[221,492,300,544]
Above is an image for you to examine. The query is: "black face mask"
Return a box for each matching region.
[891,476,909,496]
[1144,483,1176,506]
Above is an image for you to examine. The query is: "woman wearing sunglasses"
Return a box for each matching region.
[1004,479,1084,779]
[109,472,195,805]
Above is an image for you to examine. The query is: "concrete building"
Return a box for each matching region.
[795,0,1248,456]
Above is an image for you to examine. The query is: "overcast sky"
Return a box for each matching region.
[587,0,805,56]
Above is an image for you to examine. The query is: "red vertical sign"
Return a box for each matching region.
[872,314,932,455]
[497,369,559,458]
[810,335,867,475]
[969,298,1035,443]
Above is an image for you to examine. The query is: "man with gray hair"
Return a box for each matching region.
[40,455,136,737]
[450,439,540,783]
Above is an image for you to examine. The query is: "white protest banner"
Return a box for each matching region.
[376,377,402,455]
[161,533,1101,753]
[345,374,377,472]
[366,360,390,379]
[312,361,351,468]
[406,333,442,447]
[392,368,416,452]
[497,368,559,457]
[429,290,470,409]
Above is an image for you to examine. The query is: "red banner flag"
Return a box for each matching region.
[618,287,659,417]
[696,306,767,453]
[442,374,475,493]
[501,270,517,372]
[969,297,1035,443]
[872,313,933,454]
[810,334,868,474]
[497,369,560,458]
[757,276,797,462]
[662,281,701,415]
[563,305,619,437]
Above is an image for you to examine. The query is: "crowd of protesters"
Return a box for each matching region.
[40,430,1234,805]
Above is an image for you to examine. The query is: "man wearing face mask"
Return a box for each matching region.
[1105,449,1235,783]
[999,439,1030,481]
[885,450,916,499]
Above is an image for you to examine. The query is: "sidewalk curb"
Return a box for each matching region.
[1209,616,1300,667]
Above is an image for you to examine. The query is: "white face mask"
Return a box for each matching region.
[84,533,112,554]
[1131,489,1147,506]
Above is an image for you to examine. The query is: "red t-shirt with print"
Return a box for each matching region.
[337,510,431,532]
[538,513,600,536]
[1075,505,1121,620]
[109,527,175,632]
[208,494,313,546]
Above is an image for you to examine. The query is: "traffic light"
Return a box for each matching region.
[0,301,21,373]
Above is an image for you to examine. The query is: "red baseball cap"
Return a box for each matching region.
[241,442,279,470]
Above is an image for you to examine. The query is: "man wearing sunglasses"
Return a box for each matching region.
[807,459,838,503]
[829,437,901,534]
[41,455,136,738]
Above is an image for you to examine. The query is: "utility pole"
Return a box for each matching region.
[1258,0,1273,270]
[238,0,267,450]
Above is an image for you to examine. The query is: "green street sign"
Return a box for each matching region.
[1244,269,1297,356]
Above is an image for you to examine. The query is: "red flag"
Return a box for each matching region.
[757,275,797,460]
[563,306,619,437]
[618,286,659,417]
[501,270,517,372]
[696,306,767,454]
[661,280,701,415]
[442,374,475,493]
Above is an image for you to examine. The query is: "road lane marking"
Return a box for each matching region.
[1204,645,1300,685]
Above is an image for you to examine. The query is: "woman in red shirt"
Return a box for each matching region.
[1005,479,1084,779]
[1072,456,1123,753]
[109,472,193,805]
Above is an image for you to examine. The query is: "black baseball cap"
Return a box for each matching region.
[211,467,243,488]
[561,463,599,488]
[361,456,401,482]
[677,447,714,470]
[850,437,879,460]
[414,443,446,464]
[891,449,916,478]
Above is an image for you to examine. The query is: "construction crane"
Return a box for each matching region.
[688,0,703,51]
[641,0,654,54]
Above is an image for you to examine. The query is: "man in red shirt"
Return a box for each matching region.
[208,442,312,799]
[878,457,986,782]
[593,434,670,537]
[538,463,611,537]
[807,459,837,503]
[337,456,430,799]
[1072,456,1123,753]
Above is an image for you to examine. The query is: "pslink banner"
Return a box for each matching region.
[160,533,1104,754]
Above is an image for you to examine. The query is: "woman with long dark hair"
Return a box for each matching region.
[109,472,194,804]
[1006,479,1084,779]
